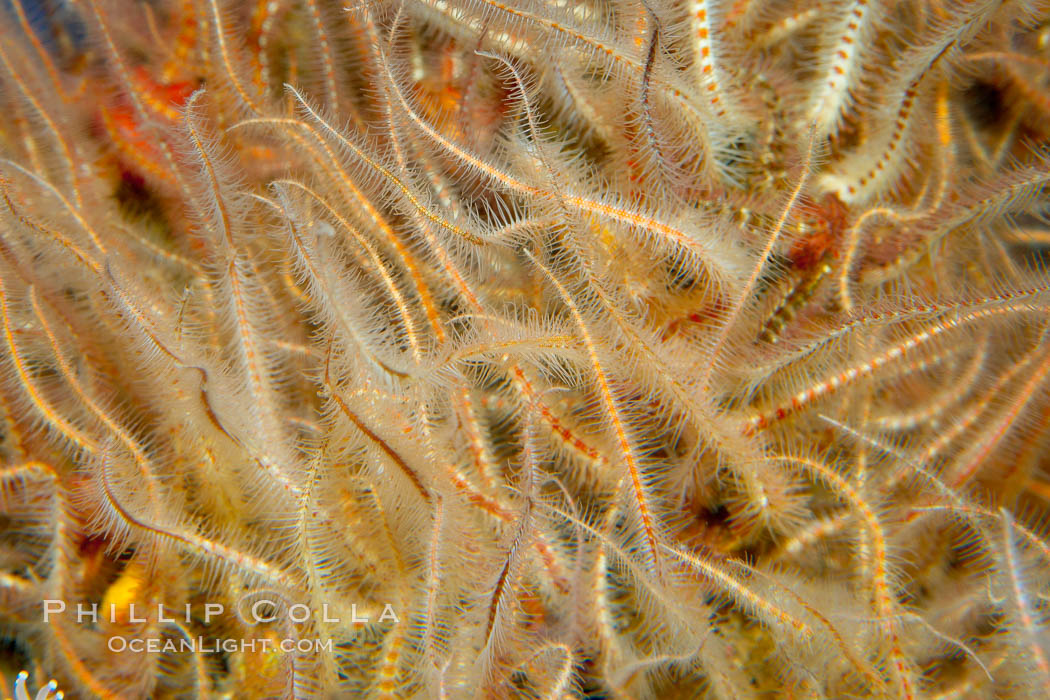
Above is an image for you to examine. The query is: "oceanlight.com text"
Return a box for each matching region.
[107,636,335,655]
